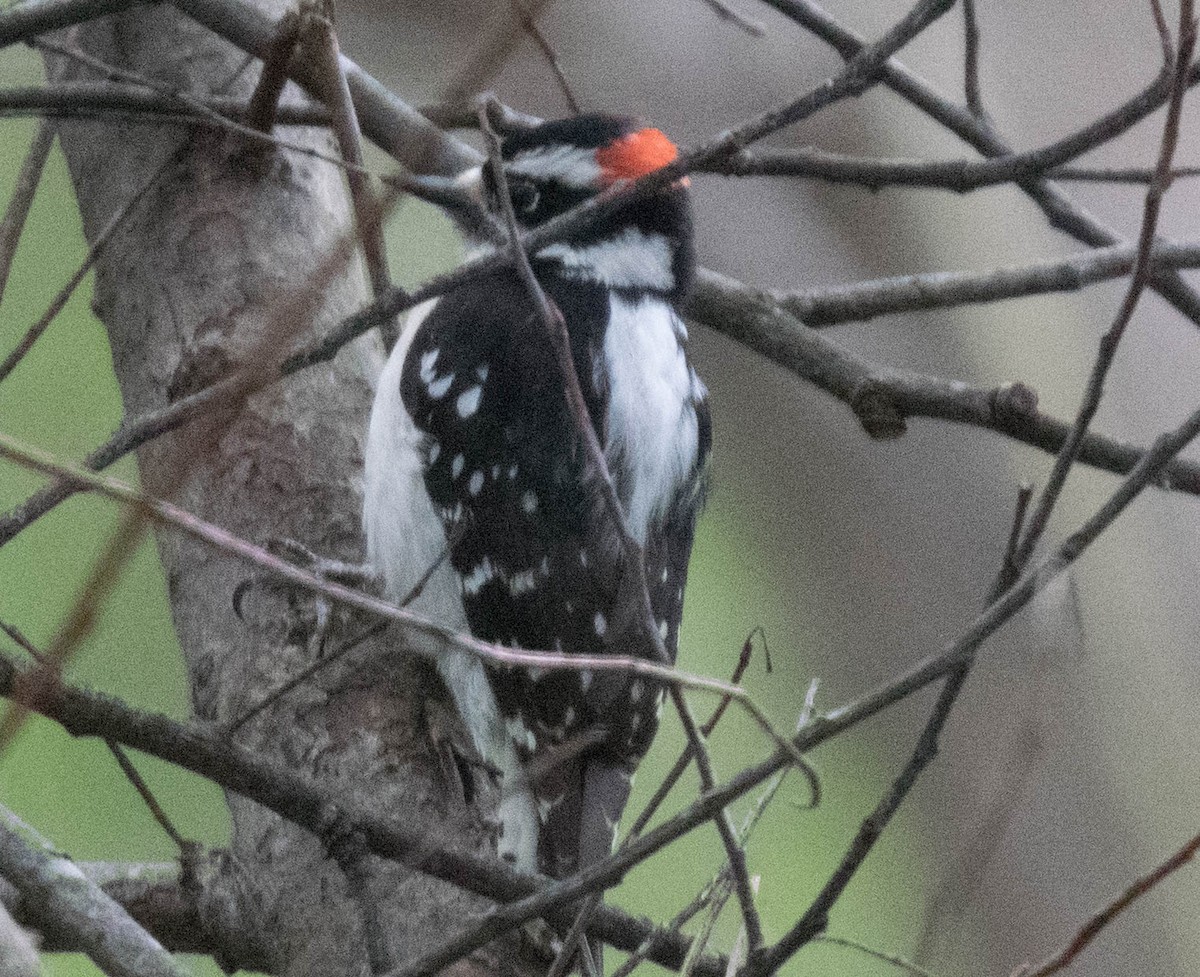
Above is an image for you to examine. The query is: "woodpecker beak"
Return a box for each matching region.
[438,165,500,242]
[453,165,485,205]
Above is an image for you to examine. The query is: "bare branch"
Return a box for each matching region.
[771,240,1200,327]
[0,121,53,308]
[695,0,766,37]
[172,0,477,174]
[242,8,301,131]
[306,13,398,346]
[757,0,1200,333]
[1008,0,1197,584]
[962,0,984,116]
[508,0,583,114]
[1013,830,1200,977]
[0,139,170,384]
[0,648,728,976]
[0,0,137,47]
[440,0,555,110]
[0,81,331,126]
[0,805,188,977]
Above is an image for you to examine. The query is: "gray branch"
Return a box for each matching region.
[0,809,188,977]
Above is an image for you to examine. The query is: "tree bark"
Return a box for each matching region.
[43,4,507,973]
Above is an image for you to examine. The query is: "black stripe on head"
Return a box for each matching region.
[501,114,639,158]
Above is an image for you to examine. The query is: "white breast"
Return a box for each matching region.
[602,294,701,542]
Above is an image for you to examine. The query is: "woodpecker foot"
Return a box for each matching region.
[233,538,378,656]
[520,919,562,962]
[421,696,500,806]
[316,803,369,871]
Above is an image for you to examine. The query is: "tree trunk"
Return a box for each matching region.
[43,4,506,973]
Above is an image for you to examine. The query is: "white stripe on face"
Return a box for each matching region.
[539,227,674,291]
[506,144,602,188]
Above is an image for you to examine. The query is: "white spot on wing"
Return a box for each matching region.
[427,442,440,464]
[521,490,538,513]
[509,569,537,594]
[419,348,439,383]
[462,557,495,595]
[427,372,453,398]
[456,384,482,418]
[475,363,490,382]
[506,716,536,753]
[507,464,518,480]
[658,619,669,639]
[469,471,485,495]
[593,611,607,636]
[579,670,593,692]
[630,680,644,703]
[451,454,464,478]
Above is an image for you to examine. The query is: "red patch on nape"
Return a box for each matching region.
[595,128,679,184]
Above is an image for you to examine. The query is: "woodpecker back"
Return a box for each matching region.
[364,114,709,879]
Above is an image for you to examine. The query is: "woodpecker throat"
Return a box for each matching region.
[363,113,709,880]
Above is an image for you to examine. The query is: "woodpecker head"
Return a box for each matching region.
[461,113,695,299]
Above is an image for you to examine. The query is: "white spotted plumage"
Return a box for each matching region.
[364,114,708,884]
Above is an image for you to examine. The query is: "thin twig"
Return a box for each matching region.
[0,81,331,126]
[1150,0,1175,68]
[0,151,168,384]
[0,431,792,744]
[695,0,766,36]
[961,0,984,116]
[1007,0,1196,588]
[32,38,383,180]
[766,239,1200,327]
[0,616,183,928]
[228,538,453,732]
[307,14,399,348]
[0,618,44,663]
[1013,829,1200,977]
[757,0,1200,334]
[815,935,943,977]
[243,8,301,131]
[105,742,189,853]
[0,647,728,976]
[0,121,53,310]
[508,0,582,114]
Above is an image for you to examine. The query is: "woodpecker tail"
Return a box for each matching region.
[538,758,633,972]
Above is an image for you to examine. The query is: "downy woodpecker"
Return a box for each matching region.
[363,114,710,878]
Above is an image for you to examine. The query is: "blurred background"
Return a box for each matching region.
[4,1,1200,975]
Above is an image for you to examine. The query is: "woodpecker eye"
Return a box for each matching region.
[509,179,540,215]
